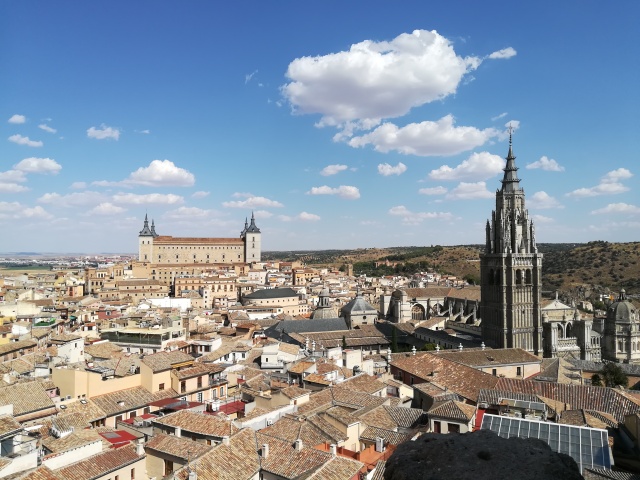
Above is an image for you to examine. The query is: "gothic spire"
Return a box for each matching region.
[246,211,261,233]
[139,214,153,236]
[501,128,522,193]
[150,219,158,238]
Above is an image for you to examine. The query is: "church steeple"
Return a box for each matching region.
[246,211,261,233]
[150,219,158,238]
[139,214,153,236]
[501,129,521,193]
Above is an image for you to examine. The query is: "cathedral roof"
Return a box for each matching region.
[607,290,639,325]
[139,214,153,237]
[340,293,377,315]
[245,212,261,233]
[500,130,522,193]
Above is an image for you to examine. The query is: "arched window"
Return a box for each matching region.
[557,324,563,339]
[525,270,532,285]
[565,323,573,338]
[516,270,523,285]
[411,304,425,321]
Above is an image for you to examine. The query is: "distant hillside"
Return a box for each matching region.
[263,241,640,295]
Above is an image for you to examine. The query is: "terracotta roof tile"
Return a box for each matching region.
[153,410,237,438]
[145,433,212,460]
[55,444,142,480]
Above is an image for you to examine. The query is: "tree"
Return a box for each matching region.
[421,343,437,351]
[391,327,399,353]
[600,363,628,388]
[591,373,603,387]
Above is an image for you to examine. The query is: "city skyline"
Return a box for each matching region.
[1,1,638,253]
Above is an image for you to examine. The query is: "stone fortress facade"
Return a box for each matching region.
[138,213,261,265]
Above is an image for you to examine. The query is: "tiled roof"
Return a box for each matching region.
[279,385,310,399]
[145,433,212,460]
[260,416,343,447]
[324,406,360,426]
[172,362,225,380]
[0,381,55,416]
[244,288,299,300]
[54,400,106,427]
[55,444,142,480]
[173,428,260,480]
[494,378,640,422]
[359,406,398,431]
[391,352,500,402]
[306,455,365,480]
[141,350,193,372]
[342,374,386,395]
[43,430,104,454]
[256,432,332,479]
[92,385,164,417]
[435,348,541,367]
[15,466,63,480]
[383,406,428,428]
[0,339,37,356]
[0,414,21,437]
[153,410,237,438]
[371,460,387,480]
[428,400,476,422]
[360,426,410,446]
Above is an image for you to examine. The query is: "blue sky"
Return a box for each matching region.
[1,1,638,254]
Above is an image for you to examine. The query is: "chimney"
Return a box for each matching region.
[375,437,385,453]
[481,342,486,351]
[294,438,303,451]
[330,444,337,456]
[174,427,182,437]
[411,345,416,356]
[222,436,230,446]
[136,438,144,456]
[262,443,269,458]
[188,471,197,480]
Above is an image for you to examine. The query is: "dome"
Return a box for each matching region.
[340,292,377,315]
[607,290,639,325]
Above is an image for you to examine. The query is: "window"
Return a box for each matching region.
[181,381,186,393]
[516,367,522,376]
[130,468,135,480]
[448,423,460,434]
[220,386,225,397]
[197,376,202,388]
[492,369,497,376]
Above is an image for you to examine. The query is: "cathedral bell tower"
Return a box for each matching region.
[480,132,542,354]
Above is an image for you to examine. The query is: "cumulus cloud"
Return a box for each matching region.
[192,191,210,199]
[445,182,494,200]
[282,29,481,128]
[87,203,126,216]
[320,164,348,176]
[8,134,43,147]
[348,115,501,156]
[591,203,640,215]
[70,181,87,189]
[419,186,448,195]
[126,160,195,187]
[112,193,184,205]
[388,205,453,225]
[38,124,57,133]
[298,211,321,221]
[87,124,120,140]
[488,47,517,59]
[8,114,26,124]
[222,196,284,208]
[531,214,554,224]
[14,157,62,175]
[527,191,563,209]
[429,151,504,181]
[307,185,361,199]
[378,162,407,176]
[163,206,215,219]
[526,156,565,172]
[0,183,29,193]
[566,168,633,198]
[37,191,108,207]
[22,206,53,219]
[0,170,27,183]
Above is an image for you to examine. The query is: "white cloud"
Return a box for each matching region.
[22,206,53,219]
[0,170,27,183]
[320,164,348,176]
[527,191,563,209]
[526,156,565,172]
[298,211,321,221]
[222,196,284,208]
[377,162,407,176]
[87,203,126,216]
[245,70,258,84]
[126,160,195,187]
[445,182,494,200]
[8,114,26,124]
[87,124,121,140]
[253,210,273,219]
[532,214,554,224]
[163,206,213,219]
[282,29,481,128]
[388,205,453,225]
[491,112,507,121]
[419,186,448,195]
[70,182,87,189]
[307,185,361,199]
[14,157,62,175]
[591,203,640,215]
[137,129,151,134]
[0,183,29,193]
[348,115,501,156]
[8,134,43,147]
[566,168,633,197]
[38,191,107,207]
[112,193,184,205]
[38,124,57,133]
[429,151,504,181]
[232,192,253,198]
[192,191,210,199]
[488,47,517,59]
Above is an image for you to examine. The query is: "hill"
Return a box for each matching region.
[263,241,640,296]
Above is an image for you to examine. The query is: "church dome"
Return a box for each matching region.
[607,290,639,325]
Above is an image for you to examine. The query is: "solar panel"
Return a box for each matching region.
[480,414,612,472]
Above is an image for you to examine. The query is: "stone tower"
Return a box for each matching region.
[138,214,156,262]
[241,212,261,263]
[480,133,542,354]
